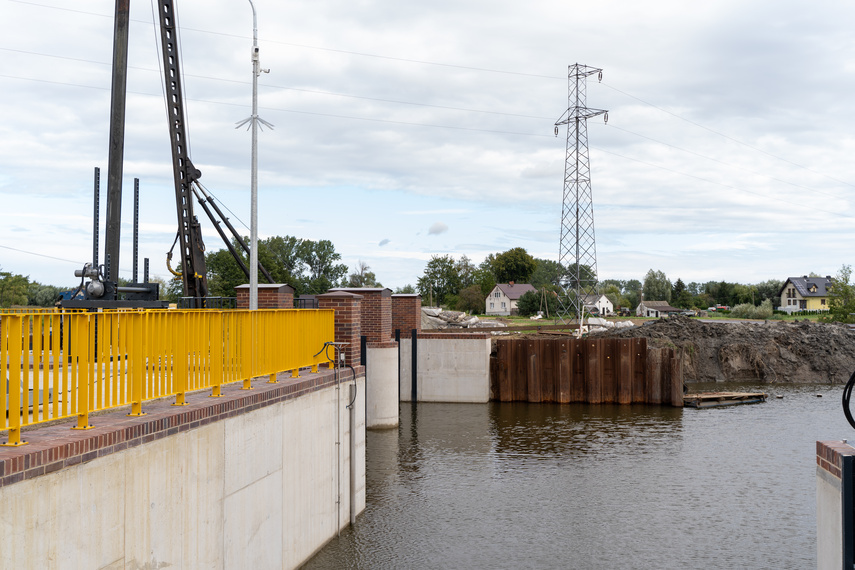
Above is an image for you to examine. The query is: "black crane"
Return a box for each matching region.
[155,0,272,307]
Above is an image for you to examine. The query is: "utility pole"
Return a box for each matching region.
[104,0,130,284]
[554,63,608,328]
[236,0,273,310]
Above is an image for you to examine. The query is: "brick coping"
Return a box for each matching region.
[0,365,365,488]
[817,440,855,480]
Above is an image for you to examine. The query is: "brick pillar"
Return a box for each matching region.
[329,288,392,342]
[391,294,421,338]
[317,291,362,367]
[235,284,295,309]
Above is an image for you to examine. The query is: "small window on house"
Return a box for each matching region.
[822,299,826,305]
[490,302,494,309]
[501,302,506,308]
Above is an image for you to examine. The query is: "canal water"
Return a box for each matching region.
[304,383,850,569]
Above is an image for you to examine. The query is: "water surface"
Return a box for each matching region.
[305,383,848,569]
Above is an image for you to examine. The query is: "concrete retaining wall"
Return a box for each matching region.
[399,333,491,403]
[816,440,855,569]
[366,343,399,429]
[0,370,365,570]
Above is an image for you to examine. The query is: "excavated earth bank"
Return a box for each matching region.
[590,315,855,384]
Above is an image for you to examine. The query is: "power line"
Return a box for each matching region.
[0,244,84,265]
[0,47,553,120]
[0,73,553,138]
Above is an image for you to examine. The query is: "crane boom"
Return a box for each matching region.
[155,0,208,304]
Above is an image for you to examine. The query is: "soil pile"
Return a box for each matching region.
[594,315,855,384]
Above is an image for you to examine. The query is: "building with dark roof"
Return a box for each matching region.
[485,282,536,316]
[778,275,832,312]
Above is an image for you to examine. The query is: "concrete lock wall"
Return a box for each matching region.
[399,335,491,403]
[0,378,366,570]
[366,344,399,429]
[816,440,855,570]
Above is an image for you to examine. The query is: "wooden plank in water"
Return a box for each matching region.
[617,339,633,405]
[683,392,767,408]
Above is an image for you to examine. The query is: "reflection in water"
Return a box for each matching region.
[304,384,846,569]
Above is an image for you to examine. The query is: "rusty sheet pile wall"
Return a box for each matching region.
[491,338,683,407]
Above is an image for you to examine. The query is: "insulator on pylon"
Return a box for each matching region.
[554,125,559,137]
[598,70,603,82]
[604,112,608,124]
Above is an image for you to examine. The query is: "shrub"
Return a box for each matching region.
[729,299,773,319]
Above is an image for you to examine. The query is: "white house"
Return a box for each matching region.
[485,282,536,316]
[636,300,682,318]
[581,294,614,316]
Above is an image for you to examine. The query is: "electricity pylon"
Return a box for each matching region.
[554,63,608,327]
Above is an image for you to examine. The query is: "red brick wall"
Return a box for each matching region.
[317,293,362,367]
[330,289,392,342]
[391,294,421,338]
[817,440,855,479]
[236,284,295,309]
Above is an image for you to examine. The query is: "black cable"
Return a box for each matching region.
[346,365,358,408]
[842,368,855,430]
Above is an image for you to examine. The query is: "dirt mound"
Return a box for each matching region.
[594,315,855,384]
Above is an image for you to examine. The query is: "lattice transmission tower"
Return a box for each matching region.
[554,63,608,326]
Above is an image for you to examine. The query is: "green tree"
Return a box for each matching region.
[27,282,62,307]
[0,270,29,307]
[347,260,382,287]
[642,269,671,302]
[298,239,348,293]
[473,259,497,298]
[530,258,564,289]
[206,244,248,298]
[490,247,537,284]
[395,284,416,294]
[456,255,476,289]
[672,278,686,299]
[754,279,784,305]
[455,284,485,314]
[674,290,693,308]
[823,265,855,323]
[562,263,597,290]
[516,289,558,317]
[417,254,462,306]
[623,279,642,309]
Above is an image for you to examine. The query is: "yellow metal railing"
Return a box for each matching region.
[1,309,334,446]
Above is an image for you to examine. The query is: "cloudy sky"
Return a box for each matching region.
[2,0,855,291]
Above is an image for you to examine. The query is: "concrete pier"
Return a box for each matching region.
[0,366,366,569]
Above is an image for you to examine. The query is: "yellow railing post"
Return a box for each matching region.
[173,312,188,406]
[128,311,146,416]
[211,311,223,397]
[72,314,93,430]
[240,310,253,390]
[2,316,27,446]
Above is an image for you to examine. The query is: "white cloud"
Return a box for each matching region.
[428,222,448,235]
[2,0,855,290]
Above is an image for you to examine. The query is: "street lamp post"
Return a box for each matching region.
[236,0,272,310]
